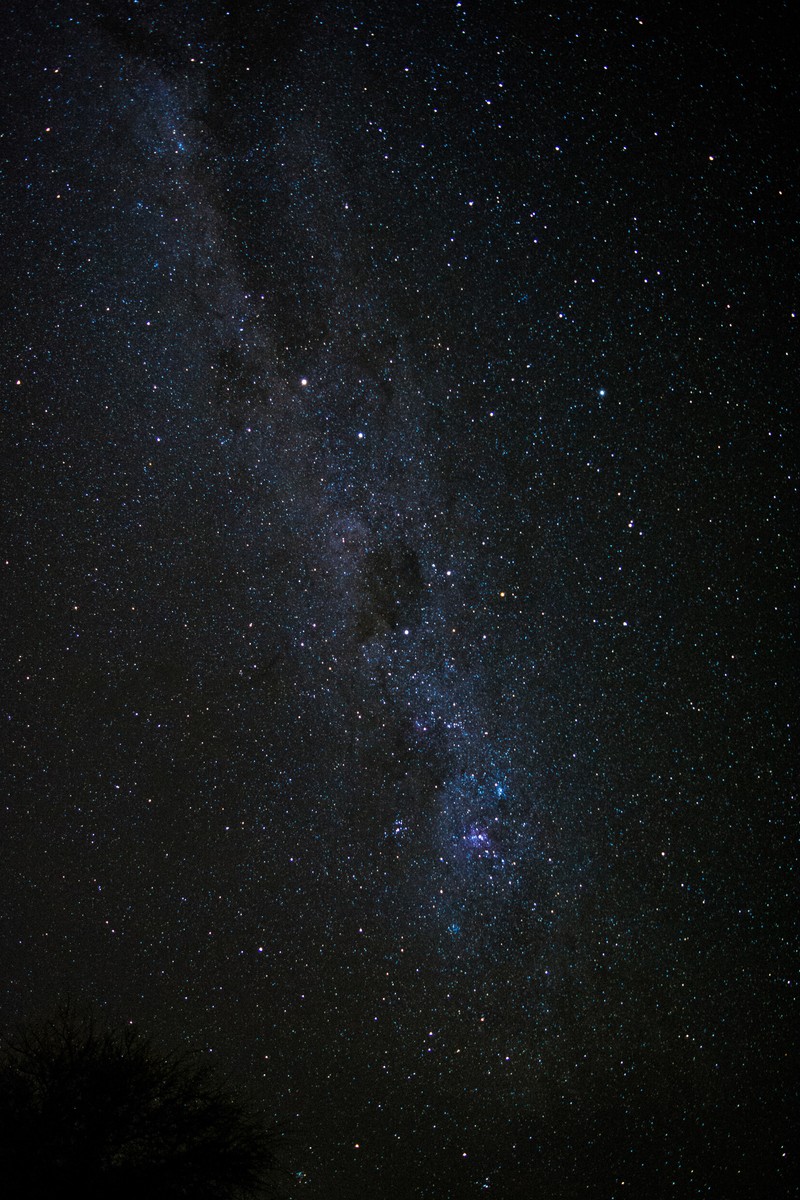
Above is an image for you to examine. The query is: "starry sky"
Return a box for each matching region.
[2,2,796,1196]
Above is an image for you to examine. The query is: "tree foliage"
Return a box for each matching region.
[0,1005,283,1199]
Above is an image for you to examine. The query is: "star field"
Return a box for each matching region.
[2,2,795,1196]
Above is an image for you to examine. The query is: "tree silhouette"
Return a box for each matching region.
[0,1004,284,1199]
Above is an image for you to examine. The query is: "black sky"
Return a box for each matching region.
[2,2,796,1196]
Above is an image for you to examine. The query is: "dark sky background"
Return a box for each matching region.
[2,2,796,1196]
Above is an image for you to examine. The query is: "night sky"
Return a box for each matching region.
[2,2,796,1196]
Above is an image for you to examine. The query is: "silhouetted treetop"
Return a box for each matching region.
[0,1004,283,1199]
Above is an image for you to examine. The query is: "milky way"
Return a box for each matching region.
[3,4,794,1197]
